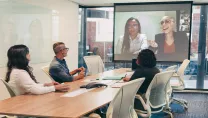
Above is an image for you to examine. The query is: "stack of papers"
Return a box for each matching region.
[96,73,127,80]
[111,82,128,88]
[61,88,95,97]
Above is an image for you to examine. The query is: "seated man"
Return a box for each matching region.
[49,42,85,83]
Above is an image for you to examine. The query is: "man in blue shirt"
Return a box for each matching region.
[49,42,85,83]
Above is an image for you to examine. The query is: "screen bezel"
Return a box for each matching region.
[112,1,193,63]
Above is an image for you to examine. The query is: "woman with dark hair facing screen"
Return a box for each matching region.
[5,45,69,95]
[116,17,149,55]
[149,16,188,61]
[123,49,160,110]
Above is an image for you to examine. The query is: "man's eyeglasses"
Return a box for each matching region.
[60,47,69,51]
[160,19,173,25]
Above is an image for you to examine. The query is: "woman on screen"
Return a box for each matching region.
[5,45,69,95]
[149,16,188,61]
[116,17,148,55]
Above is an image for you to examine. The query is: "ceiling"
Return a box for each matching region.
[70,0,208,6]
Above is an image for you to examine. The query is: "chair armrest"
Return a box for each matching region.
[135,94,151,117]
[171,73,185,88]
[135,94,148,110]
[172,73,179,77]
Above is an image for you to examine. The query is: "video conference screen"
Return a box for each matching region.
[113,2,192,62]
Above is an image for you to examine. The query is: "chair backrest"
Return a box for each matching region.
[93,47,99,55]
[165,65,177,72]
[83,55,104,75]
[177,59,190,76]
[145,71,175,109]
[41,66,54,81]
[107,78,145,118]
[0,79,15,100]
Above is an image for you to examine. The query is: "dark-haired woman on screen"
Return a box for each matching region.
[116,17,149,55]
[5,45,69,95]
[149,16,188,61]
[123,49,160,110]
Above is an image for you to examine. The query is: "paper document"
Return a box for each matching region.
[96,73,127,80]
[81,79,113,84]
[61,88,95,97]
[111,82,128,88]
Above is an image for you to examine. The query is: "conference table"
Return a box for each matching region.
[0,68,130,118]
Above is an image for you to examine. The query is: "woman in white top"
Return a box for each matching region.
[5,45,69,95]
[116,17,149,54]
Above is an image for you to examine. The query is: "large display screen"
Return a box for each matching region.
[113,2,192,62]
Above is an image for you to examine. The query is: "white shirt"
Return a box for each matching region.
[8,68,55,95]
[116,34,149,54]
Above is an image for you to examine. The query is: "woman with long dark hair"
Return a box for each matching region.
[6,45,69,95]
[116,17,149,54]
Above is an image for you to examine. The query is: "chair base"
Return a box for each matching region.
[172,98,188,110]
[136,106,173,118]
[163,107,173,118]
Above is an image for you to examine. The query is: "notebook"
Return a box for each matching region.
[96,73,127,80]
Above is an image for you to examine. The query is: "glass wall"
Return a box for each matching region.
[85,8,115,70]
[79,5,208,90]
[78,8,84,68]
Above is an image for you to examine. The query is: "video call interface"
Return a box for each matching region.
[113,2,192,62]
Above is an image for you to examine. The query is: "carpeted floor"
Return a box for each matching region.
[150,92,208,118]
[173,92,208,118]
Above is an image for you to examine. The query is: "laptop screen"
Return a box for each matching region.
[132,59,138,70]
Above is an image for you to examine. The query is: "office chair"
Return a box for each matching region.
[0,79,16,97]
[135,71,175,118]
[164,65,178,72]
[0,79,17,118]
[41,66,54,81]
[171,59,190,109]
[84,55,104,75]
[0,79,12,100]
[106,78,145,118]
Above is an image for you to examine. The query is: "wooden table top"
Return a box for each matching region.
[0,68,129,118]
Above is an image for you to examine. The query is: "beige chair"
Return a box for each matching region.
[164,65,178,95]
[171,59,190,109]
[84,55,104,75]
[41,66,54,81]
[106,78,145,118]
[172,59,190,90]
[0,79,17,118]
[164,65,178,72]
[0,79,16,97]
[0,79,11,100]
[135,71,175,118]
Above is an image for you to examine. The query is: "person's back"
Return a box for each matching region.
[132,65,160,94]
[123,49,159,110]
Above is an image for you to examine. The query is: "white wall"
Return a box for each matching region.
[0,0,79,83]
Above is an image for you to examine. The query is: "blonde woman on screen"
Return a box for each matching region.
[149,16,188,61]
[116,17,149,55]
